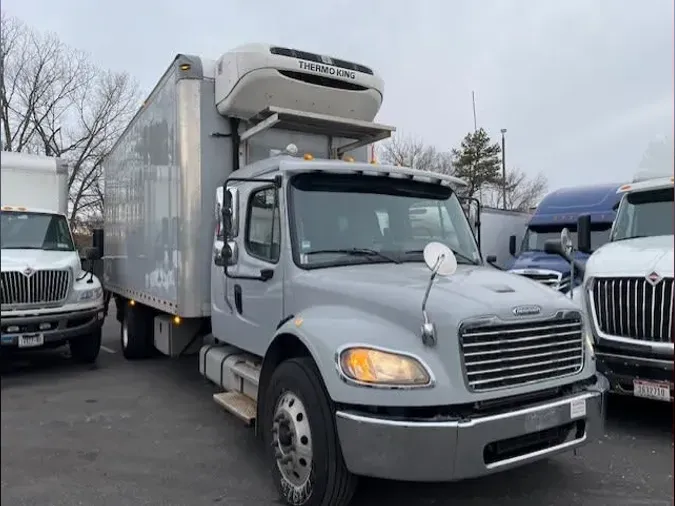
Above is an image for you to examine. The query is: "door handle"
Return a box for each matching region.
[234,284,243,314]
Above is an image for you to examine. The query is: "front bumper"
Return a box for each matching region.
[335,374,608,482]
[1,306,105,347]
[596,345,674,400]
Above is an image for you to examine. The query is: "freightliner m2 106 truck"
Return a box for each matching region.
[1,151,105,362]
[100,44,608,506]
[563,170,673,402]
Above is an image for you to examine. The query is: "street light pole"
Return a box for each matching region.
[500,128,507,210]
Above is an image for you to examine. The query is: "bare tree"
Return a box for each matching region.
[0,12,140,228]
[377,134,454,174]
[483,167,548,211]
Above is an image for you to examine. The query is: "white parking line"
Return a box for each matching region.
[101,346,116,354]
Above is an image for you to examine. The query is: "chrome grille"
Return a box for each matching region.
[1,270,70,307]
[592,277,674,343]
[511,269,568,291]
[460,315,584,392]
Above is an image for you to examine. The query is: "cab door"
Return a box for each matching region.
[212,183,284,356]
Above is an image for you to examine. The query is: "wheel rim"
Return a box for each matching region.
[272,391,313,489]
[122,320,129,348]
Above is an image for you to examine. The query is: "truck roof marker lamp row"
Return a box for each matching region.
[420,242,458,347]
[281,143,359,163]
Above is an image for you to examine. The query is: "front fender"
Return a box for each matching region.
[272,305,446,406]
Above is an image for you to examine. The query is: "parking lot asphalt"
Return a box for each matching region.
[1,313,673,506]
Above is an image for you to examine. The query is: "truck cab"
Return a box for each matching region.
[103,44,608,506]
[508,183,623,293]
[1,151,105,363]
[571,171,674,402]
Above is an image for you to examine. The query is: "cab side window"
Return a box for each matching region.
[245,186,281,263]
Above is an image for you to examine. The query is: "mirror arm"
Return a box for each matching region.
[420,256,443,347]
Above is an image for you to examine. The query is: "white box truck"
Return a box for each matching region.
[101,44,607,506]
[1,151,105,363]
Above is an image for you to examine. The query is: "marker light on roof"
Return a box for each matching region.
[303,153,314,161]
[343,156,355,163]
[285,143,298,156]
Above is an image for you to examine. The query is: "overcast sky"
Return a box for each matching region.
[3,0,673,190]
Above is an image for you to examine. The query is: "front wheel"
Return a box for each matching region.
[263,357,357,506]
[69,328,102,364]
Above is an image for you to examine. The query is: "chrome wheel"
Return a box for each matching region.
[272,391,313,489]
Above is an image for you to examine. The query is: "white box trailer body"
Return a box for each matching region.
[103,49,383,318]
[1,151,69,214]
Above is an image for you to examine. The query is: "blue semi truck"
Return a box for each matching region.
[508,183,624,293]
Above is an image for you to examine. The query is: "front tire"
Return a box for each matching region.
[263,357,357,506]
[120,303,154,360]
[69,328,102,364]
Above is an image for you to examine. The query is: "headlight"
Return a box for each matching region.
[77,287,103,301]
[338,347,432,387]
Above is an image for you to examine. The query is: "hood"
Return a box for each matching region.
[510,250,589,277]
[1,249,81,274]
[291,262,577,332]
[586,235,673,278]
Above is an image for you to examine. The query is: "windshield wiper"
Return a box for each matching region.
[305,248,401,264]
[404,248,479,265]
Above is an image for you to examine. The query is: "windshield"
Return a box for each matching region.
[0,211,75,251]
[288,173,481,269]
[521,225,611,253]
[611,187,674,241]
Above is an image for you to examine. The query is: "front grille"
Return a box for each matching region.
[524,273,560,286]
[270,46,374,75]
[592,277,674,343]
[1,270,70,307]
[460,315,584,392]
[513,270,569,292]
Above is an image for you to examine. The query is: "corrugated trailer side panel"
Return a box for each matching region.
[104,55,232,318]
[104,59,182,313]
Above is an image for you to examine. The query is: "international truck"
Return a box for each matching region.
[99,43,608,506]
[551,170,673,402]
[0,151,105,362]
[508,183,623,293]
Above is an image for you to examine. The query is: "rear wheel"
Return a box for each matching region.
[120,303,154,360]
[69,328,102,364]
[263,357,357,506]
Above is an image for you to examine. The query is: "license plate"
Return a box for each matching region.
[524,407,561,432]
[633,379,671,402]
[17,333,44,348]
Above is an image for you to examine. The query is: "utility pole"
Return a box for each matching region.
[500,128,507,210]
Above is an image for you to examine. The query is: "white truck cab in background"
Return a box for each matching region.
[572,168,674,402]
[1,151,105,363]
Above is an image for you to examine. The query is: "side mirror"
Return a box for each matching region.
[508,235,517,256]
[223,241,238,266]
[577,214,592,254]
[92,228,104,259]
[84,246,101,261]
[222,187,233,239]
[543,238,567,259]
